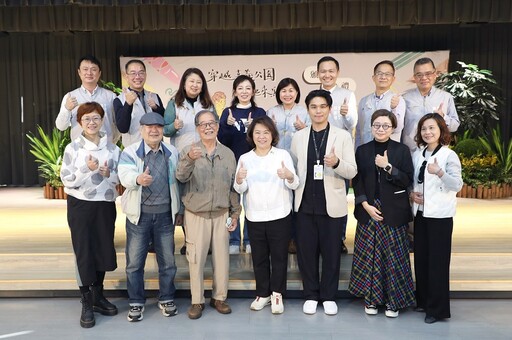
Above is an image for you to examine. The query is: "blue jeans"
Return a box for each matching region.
[126,212,177,305]
[229,217,250,247]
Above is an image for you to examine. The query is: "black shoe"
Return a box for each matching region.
[180,244,186,255]
[91,285,118,316]
[341,241,348,254]
[80,291,95,328]
[425,315,439,324]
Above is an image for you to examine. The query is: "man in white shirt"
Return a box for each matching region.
[355,60,405,149]
[402,58,460,152]
[317,56,357,254]
[55,55,119,144]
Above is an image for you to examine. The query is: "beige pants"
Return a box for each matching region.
[184,210,230,304]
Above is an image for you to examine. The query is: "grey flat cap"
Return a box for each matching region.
[140,112,164,126]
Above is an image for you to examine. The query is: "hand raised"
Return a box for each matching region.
[137,166,153,186]
[227,109,236,126]
[174,113,184,130]
[340,98,348,116]
[293,115,306,130]
[390,94,400,110]
[375,150,389,168]
[99,160,110,178]
[65,93,78,111]
[323,145,339,168]
[147,96,158,110]
[277,161,294,181]
[124,87,138,106]
[188,145,202,160]
[427,157,442,175]
[87,154,99,171]
[434,102,445,117]
[236,161,247,184]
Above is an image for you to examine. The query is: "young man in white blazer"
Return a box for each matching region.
[290,89,357,316]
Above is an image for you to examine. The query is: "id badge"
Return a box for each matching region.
[314,162,324,180]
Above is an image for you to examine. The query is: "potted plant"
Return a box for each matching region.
[26,126,71,199]
[436,61,503,139]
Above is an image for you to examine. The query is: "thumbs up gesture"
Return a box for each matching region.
[434,103,445,117]
[390,94,401,110]
[99,160,110,178]
[86,155,99,171]
[124,87,138,106]
[245,112,253,127]
[324,145,339,168]
[340,98,349,116]
[375,150,389,168]
[174,113,184,130]
[65,93,78,111]
[227,109,236,126]
[188,145,202,160]
[147,96,158,110]
[293,114,306,130]
[137,166,153,186]
[277,160,294,182]
[427,157,442,176]
[236,161,248,184]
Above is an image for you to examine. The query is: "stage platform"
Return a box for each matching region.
[1,187,511,297]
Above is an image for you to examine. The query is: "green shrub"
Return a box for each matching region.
[453,138,485,157]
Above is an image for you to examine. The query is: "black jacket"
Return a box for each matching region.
[353,139,413,227]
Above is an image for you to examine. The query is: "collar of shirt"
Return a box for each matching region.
[320,85,338,93]
[374,89,390,100]
[80,85,99,96]
[236,103,252,109]
[143,142,163,155]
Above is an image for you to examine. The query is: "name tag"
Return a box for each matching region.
[314,164,324,180]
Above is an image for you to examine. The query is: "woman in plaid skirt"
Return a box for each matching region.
[349,109,415,318]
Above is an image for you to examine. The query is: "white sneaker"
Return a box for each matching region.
[229,245,240,254]
[303,300,318,315]
[250,296,271,311]
[323,301,338,315]
[245,245,252,254]
[385,306,399,318]
[364,305,378,315]
[271,292,284,314]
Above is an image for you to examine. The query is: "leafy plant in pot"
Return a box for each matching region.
[26,126,71,199]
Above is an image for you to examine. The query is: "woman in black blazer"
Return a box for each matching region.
[349,109,415,318]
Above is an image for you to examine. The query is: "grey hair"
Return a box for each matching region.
[194,110,219,126]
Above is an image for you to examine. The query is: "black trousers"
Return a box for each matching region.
[296,212,345,301]
[67,195,117,287]
[246,214,291,296]
[414,211,453,319]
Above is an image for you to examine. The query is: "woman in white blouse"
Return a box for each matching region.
[234,115,299,314]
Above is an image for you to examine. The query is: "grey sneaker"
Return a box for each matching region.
[127,305,144,322]
[158,301,178,317]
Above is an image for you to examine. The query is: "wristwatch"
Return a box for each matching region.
[384,164,392,172]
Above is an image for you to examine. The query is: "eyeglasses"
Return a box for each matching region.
[374,72,394,78]
[197,121,218,129]
[414,71,436,79]
[417,160,427,184]
[81,116,102,123]
[372,124,392,131]
[127,71,146,78]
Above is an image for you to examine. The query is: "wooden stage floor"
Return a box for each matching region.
[1,187,511,295]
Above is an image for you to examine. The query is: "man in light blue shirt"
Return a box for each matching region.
[402,58,460,152]
[356,60,405,149]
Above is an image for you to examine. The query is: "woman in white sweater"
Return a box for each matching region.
[234,115,299,314]
[410,113,463,324]
[60,102,121,328]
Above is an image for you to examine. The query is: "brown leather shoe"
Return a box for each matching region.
[188,303,205,320]
[209,298,231,314]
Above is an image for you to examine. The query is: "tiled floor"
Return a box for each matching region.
[0,297,511,339]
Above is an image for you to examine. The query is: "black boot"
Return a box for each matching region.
[80,291,95,328]
[91,285,118,316]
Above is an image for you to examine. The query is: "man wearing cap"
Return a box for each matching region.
[118,112,181,322]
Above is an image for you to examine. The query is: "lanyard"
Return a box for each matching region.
[312,129,327,163]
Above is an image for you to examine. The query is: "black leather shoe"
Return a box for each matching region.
[80,291,95,328]
[341,241,348,254]
[425,315,439,324]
